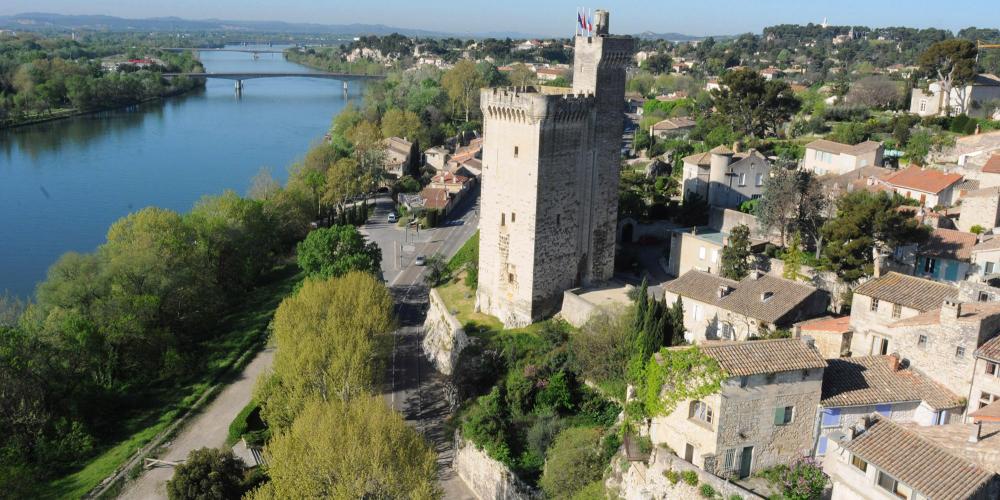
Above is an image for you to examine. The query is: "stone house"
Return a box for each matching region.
[971,237,1000,283]
[956,186,1000,233]
[648,117,696,139]
[971,336,1000,416]
[979,155,1000,188]
[648,339,826,479]
[795,316,852,358]
[384,136,414,178]
[823,414,1000,500]
[856,298,1000,403]
[680,146,771,209]
[424,146,449,171]
[849,272,959,354]
[912,227,977,283]
[665,226,726,277]
[817,355,964,458]
[802,139,884,176]
[909,73,1000,119]
[664,270,829,343]
[883,166,964,208]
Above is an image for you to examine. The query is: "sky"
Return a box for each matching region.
[1,0,999,37]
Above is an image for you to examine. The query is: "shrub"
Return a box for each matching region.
[462,386,512,465]
[728,495,744,500]
[971,224,985,235]
[540,427,605,499]
[536,370,574,413]
[664,469,680,485]
[758,458,827,500]
[166,448,245,500]
[699,483,716,498]
[682,470,699,486]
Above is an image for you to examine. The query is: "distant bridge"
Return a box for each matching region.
[162,72,385,94]
[161,47,287,54]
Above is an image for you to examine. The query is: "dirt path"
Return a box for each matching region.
[117,346,275,500]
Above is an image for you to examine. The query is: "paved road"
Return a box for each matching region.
[118,347,276,500]
[364,191,479,499]
[117,192,479,499]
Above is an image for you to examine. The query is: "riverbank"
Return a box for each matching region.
[0,82,203,131]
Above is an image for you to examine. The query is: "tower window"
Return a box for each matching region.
[557,214,561,226]
[511,213,516,223]
[501,213,505,226]
[514,146,519,158]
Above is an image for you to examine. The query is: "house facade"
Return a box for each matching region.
[849,272,958,356]
[649,339,826,479]
[802,139,884,176]
[664,270,828,343]
[665,226,727,277]
[909,73,1000,119]
[912,228,977,283]
[883,166,964,208]
[971,336,1000,416]
[680,146,771,209]
[956,186,1000,233]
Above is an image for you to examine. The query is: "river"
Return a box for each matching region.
[0,46,360,298]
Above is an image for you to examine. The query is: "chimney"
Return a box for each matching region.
[749,269,762,280]
[941,300,961,321]
[802,336,815,348]
[888,352,901,371]
[970,420,982,443]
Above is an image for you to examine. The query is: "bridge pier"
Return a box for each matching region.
[342,81,348,95]
[235,80,243,96]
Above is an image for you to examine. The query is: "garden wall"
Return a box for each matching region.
[618,448,762,500]
[454,433,541,500]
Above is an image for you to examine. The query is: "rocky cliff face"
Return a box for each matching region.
[422,288,469,376]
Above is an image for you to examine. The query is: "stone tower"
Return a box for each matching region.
[475,10,634,327]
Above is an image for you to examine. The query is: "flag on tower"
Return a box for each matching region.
[577,9,584,33]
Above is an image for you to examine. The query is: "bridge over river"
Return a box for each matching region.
[163,72,386,93]
[161,47,286,54]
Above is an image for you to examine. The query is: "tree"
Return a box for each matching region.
[347,120,387,195]
[821,191,930,283]
[720,224,752,280]
[782,233,809,282]
[570,309,636,398]
[247,397,438,499]
[296,225,382,279]
[539,427,605,499]
[442,59,485,122]
[381,108,423,145]
[845,76,903,109]
[247,167,281,201]
[254,272,395,430]
[756,168,826,250]
[712,68,800,138]
[166,448,246,500]
[507,63,536,87]
[642,53,673,74]
[918,40,978,116]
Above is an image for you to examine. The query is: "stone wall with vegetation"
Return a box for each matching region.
[454,433,540,500]
[618,448,762,500]
[422,288,469,376]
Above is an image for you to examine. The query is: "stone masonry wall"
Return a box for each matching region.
[454,433,540,500]
[422,288,469,376]
[618,448,762,500]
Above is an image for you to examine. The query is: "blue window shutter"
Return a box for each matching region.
[875,404,891,416]
[817,436,828,455]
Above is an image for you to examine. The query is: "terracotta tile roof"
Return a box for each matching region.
[920,228,979,261]
[696,338,827,376]
[983,154,1000,174]
[973,236,1000,253]
[806,139,882,156]
[961,186,1000,199]
[821,356,962,410]
[843,416,999,500]
[976,335,1000,362]
[971,400,1000,423]
[889,302,1000,328]
[682,151,712,167]
[709,145,734,155]
[418,186,452,210]
[431,171,471,185]
[651,117,696,131]
[853,272,958,312]
[797,315,851,333]
[884,166,964,194]
[899,422,1000,474]
[666,271,819,324]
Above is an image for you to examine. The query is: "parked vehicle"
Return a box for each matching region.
[415,255,426,266]
[388,213,397,223]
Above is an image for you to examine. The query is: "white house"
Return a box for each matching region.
[802,139,884,176]
[910,73,1000,119]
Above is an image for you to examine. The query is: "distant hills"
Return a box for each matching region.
[0,12,713,41]
[634,31,734,42]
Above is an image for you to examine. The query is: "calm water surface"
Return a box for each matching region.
[0,47,360,298]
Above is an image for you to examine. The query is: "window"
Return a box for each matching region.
[511,212,516,223]
[501,213,505,226]
[870,298,880,312]
[513,146,519,158]
[923,257,937,274]
[917,335,928,349]
[694,304,704,321]
[751,193,762,200]
[755,173,764,186]
[892,303,902,319]
[986,262,996,275]
[956,346,966,358]
[556,214,560,226]
[980,291,991,302]
[711,249,719,263]
[873,336,889,355]
[689,400,714,424]
[817,436,828,455]
[773,406,794,426]
[739,376,750,388]
[986,361,998,377]
[738,173,747,186]
[851,455,868,472]
[919,99,928,112]
[821,408,841,428]
[699,247,706,260]
[877,471,912,499]
[507,272,514,283]
[981,391,997,409]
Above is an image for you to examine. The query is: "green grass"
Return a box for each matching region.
[446,230,479,273]
[38,263,303,499]
[435,276,503,332]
